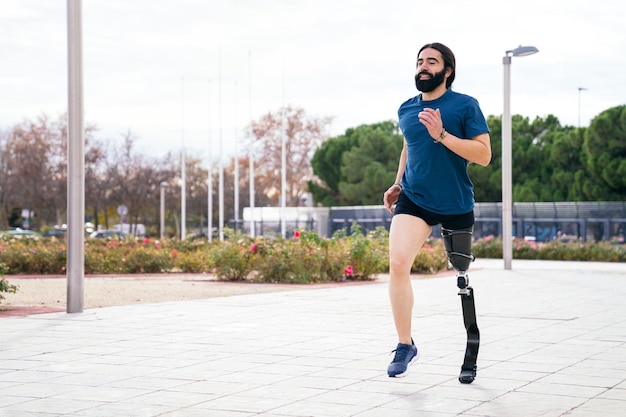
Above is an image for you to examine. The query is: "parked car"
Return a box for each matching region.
[42,227,67,237]
[187,227,219,240]
[1,228,42,238]
[88,230,129,239]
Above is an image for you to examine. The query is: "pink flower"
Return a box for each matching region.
[293,230,300,239]
[344,265,353,276]
[249,243,258,254]
[171,248,178,258]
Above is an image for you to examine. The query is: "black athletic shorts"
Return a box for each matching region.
[393,191,474,230]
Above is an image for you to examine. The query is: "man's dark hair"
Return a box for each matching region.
[418,42,456,88]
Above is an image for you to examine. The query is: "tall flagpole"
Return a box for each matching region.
[234,81,239,231]
[280,58,286,237]
[248,50,255,238]
[218,49,225,241]
[207,80,213,242]
[181,76,186,240]
[578,87,587,128]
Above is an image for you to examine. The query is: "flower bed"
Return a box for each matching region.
[0,227,624,292]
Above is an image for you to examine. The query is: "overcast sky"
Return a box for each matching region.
[2,0,625,160]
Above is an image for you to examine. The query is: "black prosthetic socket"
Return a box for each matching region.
[442,227,474,274]
[442,227,480,384]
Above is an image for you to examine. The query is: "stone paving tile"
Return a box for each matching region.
[1,259,625,416]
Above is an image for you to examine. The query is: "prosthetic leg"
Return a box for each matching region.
[442,227,479,384]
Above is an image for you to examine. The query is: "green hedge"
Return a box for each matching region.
[472,235,626,262]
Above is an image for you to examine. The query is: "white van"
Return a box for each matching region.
[111,223,146,237]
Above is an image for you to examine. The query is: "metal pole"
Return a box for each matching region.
[578,87,587,128]
[160,182,167,239]
[502,55,513,270]
[578,88,581,128]
[66,0,84,313]
[181,77,186,240]
[234,81,239,231]
[218,49,225,241]
[248,51,256,238]
[208,80,213,242]
[280,60,286,237]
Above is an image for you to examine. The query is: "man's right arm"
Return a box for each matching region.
[383,140,407,213]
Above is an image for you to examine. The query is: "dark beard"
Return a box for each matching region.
[414,68,446,93]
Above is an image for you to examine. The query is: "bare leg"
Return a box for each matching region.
[388,214,432,345]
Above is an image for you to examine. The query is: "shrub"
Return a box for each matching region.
[250,231,349,283]
[338,224,383,280]
[85,240,131,274]
[0,228,624,284]
[0,262,18,303]
[0,238,66,274]
[471,235,502,259]
[124,247,174,273]
[472,235,626,262]
[175,249,212,273]
[211,237,254,281]
[251,236,312,283]
[412,239,449,273]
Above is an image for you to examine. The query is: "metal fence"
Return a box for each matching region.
[242,202,626,242]
[328,202,626,242]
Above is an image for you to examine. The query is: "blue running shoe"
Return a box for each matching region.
[387,339,418,377]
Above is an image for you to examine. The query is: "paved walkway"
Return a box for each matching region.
[1,259,625,417]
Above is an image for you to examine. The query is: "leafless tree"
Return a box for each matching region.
[247,106,332,206]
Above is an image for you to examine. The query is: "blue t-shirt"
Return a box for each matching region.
[398,89,489,215]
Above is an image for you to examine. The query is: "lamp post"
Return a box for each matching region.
[160,181,168,239]
[67,0,85,313]
[502,45,538,270]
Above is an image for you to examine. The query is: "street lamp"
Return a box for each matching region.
[160,181,168,239]
[67,0,85,313]
[502,45,538,270]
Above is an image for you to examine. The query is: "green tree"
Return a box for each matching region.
[469,115,502,202]
[549,128,587,201]
[310,121,403,206]
[470,114,579,203]
[309,127,360,206]
[581,105,626,200]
